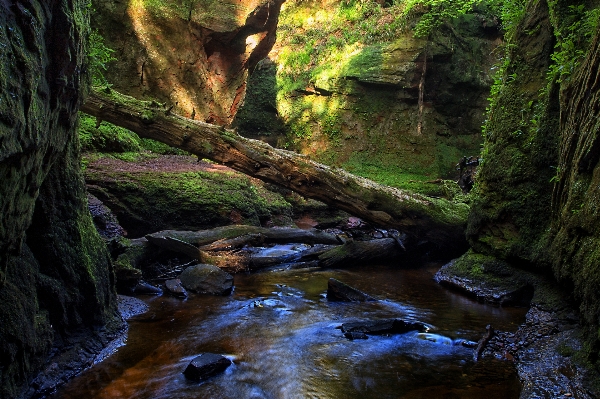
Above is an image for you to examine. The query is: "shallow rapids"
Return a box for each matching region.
[51,262,526,398]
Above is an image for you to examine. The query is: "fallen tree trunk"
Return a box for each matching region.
[82,89,468,250]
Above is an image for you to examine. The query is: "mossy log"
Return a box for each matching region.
[82,89,469,249]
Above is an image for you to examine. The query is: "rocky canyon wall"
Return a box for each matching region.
[466,0,600,367]
[0,2,121,398]
[91,0,285,125]
[234,2,502,182]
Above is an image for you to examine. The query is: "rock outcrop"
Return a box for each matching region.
[462,0,600,375]
[92,0,285,125]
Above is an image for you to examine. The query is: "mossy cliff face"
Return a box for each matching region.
[551,32,600,364]
[91,0,285,125]
[466,0,558,263]
[467,0,600,367]
[0,1,120,398]
[234,1,502,186]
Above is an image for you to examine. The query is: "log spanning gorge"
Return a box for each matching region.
[81,89,469,253]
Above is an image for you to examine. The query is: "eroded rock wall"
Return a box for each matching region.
[0,2,120,398]
[466,0,600,367]
[91,0,285,125]
[234,4,502,180]
[551,33,600,364]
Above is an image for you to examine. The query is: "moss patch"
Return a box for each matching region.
[85,156,294,237]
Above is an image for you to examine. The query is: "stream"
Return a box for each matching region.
[51,261,526,398]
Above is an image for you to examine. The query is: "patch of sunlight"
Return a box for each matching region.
[314,8,334,24]
[312,42,363,89]
[311,96,327,115]
[127,0,195,114]
[246,33,262,52]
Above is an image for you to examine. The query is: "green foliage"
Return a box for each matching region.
[78,114,187,155]
[547,3,600,83]
[87,29,116,86]
[405,0,501,38]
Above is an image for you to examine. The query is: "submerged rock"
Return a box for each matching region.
[344,331,369,340]
[180,264,234,296]
[341,319,428,336]
[327,278,376,302]
[183,353,232,382]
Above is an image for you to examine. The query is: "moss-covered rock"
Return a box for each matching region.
[84,155,294,237]
[466,0,559,264]
[435,249,568,311]
[465,0,600,372]
[0,2,122,397]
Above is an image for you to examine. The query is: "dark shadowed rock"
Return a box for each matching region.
[165,279,188,298]
[180,264,234,296]
[327,278,376,302]
[344,331,369,340]
[341,319,428,336]
[434,253,537,307]
[183,353,232,382]
[133,281,163,295]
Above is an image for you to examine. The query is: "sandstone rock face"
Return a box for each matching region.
[234,8,502,180]
[92,0,285,125]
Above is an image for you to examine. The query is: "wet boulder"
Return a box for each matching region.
[341,318,428,337]
[327,278,376,302]
[164,278,187,298]
[344,331,369,340]
[183,353,232,382]
[180,264,234,296]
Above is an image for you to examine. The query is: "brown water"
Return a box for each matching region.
[51,262,525,399]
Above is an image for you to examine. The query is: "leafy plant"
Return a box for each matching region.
[547,3,600,83]
[87,29,116,86]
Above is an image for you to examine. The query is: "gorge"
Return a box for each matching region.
[1,0,600,397]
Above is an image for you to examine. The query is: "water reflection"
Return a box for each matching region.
[51,263,525,399]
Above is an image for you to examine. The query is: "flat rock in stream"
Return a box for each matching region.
[179,264,233,296]
[183,353,232,381]
[341,319,428,337]
[434,252,536,307]
[327,278,376,302]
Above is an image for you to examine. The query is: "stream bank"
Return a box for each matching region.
[83,152,600,397]
[86,191,596,398]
